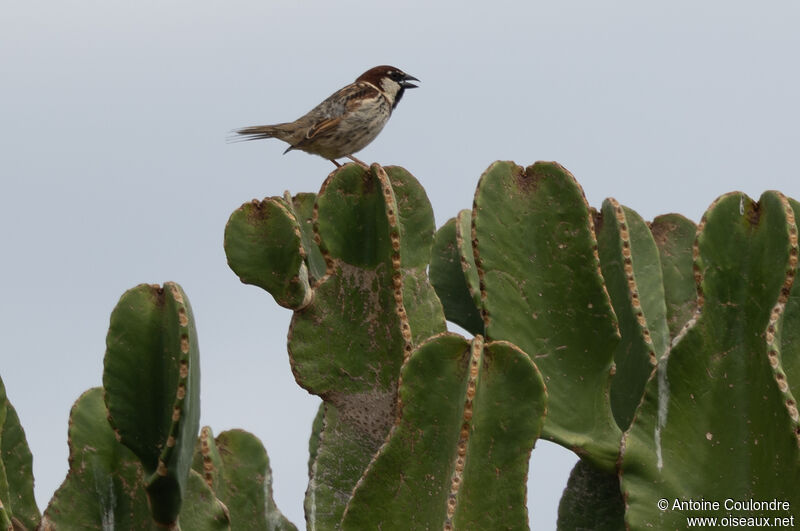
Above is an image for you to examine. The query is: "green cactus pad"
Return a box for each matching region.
[472,161,621,469]
[430,210,484,335]
[43,389,230,530]
[649,213,698,339]
[192,427,297,531]
[621,191,800,528]
[225,197,313,309]
[103,282,201,525]
[596,199,670,430]
[290,165,422,395]
[305,405,382,529]
[289,164,446,392]
[0,375,39,530]
[557,459,624,530]
[312,164,393,267]
[41,388,152,529]
[178,471,231,530]
[341,333,545,530]
[284,163,445,528]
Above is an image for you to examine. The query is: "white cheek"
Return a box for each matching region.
[379,79,402,99]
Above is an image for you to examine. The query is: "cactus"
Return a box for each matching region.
[429,210,483,336]
[5,158,800,529]
[41,387,230,530]
[596,199,670,431]
[428,161,799,528]
[0,375,39,530]
[102,282,202,526]
[225,194,321,309]
[42,282,231,529]
[649,213,698,339]
[783,203,800,395]
[341,334,546,530]
[41,387,154,529]
[192,426,297,530]
[556,459,625,530]
[225,163,446,528]
[467,161,622,469]
[39,281,299,529]
[557,203,697,530]
[620,191,800,527]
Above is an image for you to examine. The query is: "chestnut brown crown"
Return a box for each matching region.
[356,65,419,109]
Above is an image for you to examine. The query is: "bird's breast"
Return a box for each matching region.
[326,97,391,154]
[341,96,391,134]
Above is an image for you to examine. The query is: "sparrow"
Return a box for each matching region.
[233,65,419,167]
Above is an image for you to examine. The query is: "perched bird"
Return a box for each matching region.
[233,65,419,167]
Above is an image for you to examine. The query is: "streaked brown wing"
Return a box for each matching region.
[296,81,381,144]
[308,81,382,121]
[304,116,343,141]
[341,83,381,112]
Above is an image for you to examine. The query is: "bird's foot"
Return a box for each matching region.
[345,155,369,168]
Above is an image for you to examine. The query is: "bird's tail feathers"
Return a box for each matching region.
[227,124,290,143]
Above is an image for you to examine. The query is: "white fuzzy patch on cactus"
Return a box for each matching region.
[655,357,670,471]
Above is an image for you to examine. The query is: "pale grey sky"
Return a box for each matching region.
[2,2,799,528]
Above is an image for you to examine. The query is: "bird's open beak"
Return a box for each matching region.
[401,74,420,89]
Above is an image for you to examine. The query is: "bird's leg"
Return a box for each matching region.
[329,159,342,168]
[345,155,369,168]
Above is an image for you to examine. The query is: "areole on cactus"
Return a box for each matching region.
[0,160,797,530]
